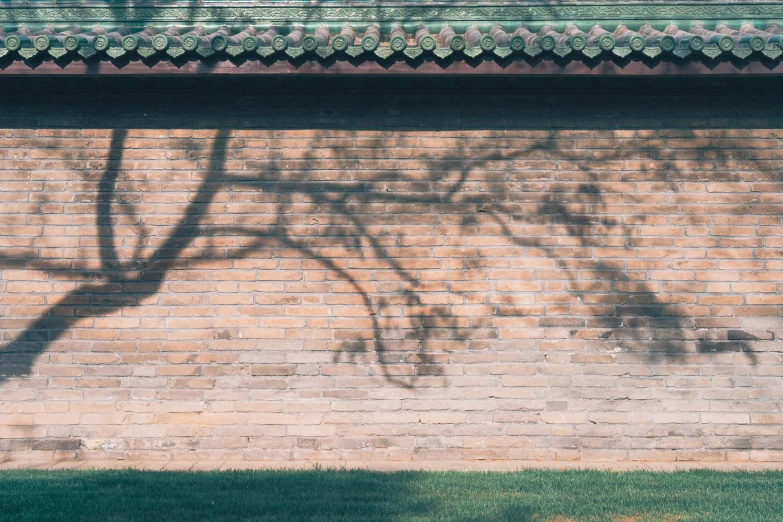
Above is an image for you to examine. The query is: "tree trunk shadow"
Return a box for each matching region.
[1,128,231,380]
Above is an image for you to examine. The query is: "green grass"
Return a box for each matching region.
[0,469,781,522]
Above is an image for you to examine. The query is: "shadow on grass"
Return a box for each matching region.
[1,468,783,522]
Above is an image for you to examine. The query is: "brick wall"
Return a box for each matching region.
[0,80,781,464]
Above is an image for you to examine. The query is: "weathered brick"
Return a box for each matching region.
[0,87,780,464]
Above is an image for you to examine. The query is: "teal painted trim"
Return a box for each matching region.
[1,3,783,24]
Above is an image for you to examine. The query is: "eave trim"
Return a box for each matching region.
[3,2,783,24]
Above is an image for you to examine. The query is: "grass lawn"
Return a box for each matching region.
[0,468,781,522]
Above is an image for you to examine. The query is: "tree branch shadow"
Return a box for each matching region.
[0,122,767,387]
[1,128,231,379]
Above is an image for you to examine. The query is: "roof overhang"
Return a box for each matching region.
[2,1,783,75]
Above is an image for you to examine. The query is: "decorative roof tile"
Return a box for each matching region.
[3,1,783,74]
[2,22,782,65]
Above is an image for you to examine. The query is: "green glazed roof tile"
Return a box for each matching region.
[0,18,782,72]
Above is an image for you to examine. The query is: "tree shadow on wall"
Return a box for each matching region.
[0,122,766,386]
